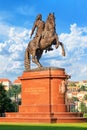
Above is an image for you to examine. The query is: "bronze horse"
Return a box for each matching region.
[24,13,65,70]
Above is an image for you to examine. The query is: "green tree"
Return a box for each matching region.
[7,85,21,105]
[79,102,87,113]
[69,82,76,86]
[0,83,7,116]
[0,83,18,116]
[72,96,79,102]
[83,94,87,100]
[80,85,86,91]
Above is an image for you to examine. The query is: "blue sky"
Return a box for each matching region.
[0,0,87,82]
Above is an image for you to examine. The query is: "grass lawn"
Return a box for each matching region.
[0,123,87,130]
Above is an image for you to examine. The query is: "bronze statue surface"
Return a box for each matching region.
[24,13,65,70]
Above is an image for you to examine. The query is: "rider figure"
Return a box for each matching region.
[30,14,45,49]
[30,14,53,52]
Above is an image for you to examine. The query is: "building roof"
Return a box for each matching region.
[83,100,87,103]
[0,78,11,82]
[83,80,87,83]
[13,79,21,84]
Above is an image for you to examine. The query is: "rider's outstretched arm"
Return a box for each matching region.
[30,22,36,38]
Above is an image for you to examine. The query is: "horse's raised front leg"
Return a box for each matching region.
[59,42,66,56]
[32,51,42,68]
[54,35,65,56]
[55,34,60,49]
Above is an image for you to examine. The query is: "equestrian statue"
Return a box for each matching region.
[24,13,65,70]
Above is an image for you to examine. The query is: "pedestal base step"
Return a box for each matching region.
[0,116,87,123]
[0,117,52,123]
[56,117,87,123]
[0,112,87,123]
[6,112,83,118]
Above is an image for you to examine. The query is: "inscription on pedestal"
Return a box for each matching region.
[24,87,47,95]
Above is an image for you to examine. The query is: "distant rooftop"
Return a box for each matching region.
[0,78,11,82]
[13,78,21,84]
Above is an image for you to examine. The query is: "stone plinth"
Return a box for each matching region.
[19,67,68,113]
[0,67,87,123]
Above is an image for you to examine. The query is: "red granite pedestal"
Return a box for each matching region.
[0,67,87,123]
[19,67,67,114]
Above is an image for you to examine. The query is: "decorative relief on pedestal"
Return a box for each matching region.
[59,80,67,94]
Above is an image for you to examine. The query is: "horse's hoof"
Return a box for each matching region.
[39,66,43,69]
[62,52,65,56]
[55,44,59,49]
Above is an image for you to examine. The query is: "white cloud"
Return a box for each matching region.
[42,23,87,81]
[0,55,9,73]
[0,22,87,81]
[0,42,7,51]
[42,46,62,58]
[59,24,87,51]
[0,22,31,80]
[0,22,10,39]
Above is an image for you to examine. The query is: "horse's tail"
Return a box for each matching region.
[24,47,30,70]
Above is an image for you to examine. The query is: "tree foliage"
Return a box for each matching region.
[7,85,21,105]
[0,83,7,113]
[79,102,87,113]
[83,94,87,100]
[0,83,18,116]
[79,85,86,91]
[72,96,79,102]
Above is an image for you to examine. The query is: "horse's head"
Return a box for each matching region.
[47,13,55,23]
[45,13,55,31]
